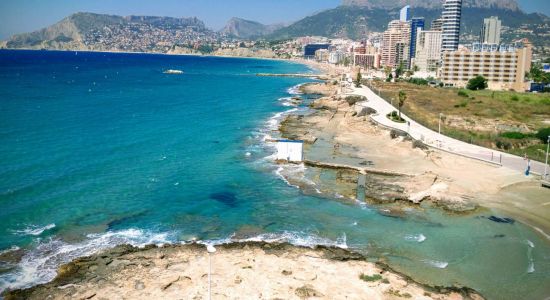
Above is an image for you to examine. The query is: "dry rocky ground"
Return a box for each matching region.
[3,243,483,300]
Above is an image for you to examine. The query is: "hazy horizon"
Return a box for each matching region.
[0,0,548,40]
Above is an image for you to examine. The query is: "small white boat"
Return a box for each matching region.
[163,69,184,74]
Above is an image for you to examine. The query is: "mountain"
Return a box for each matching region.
[341,0,520,11]
[220,17,283,39]
[5,12,218,52]
[269,3,549,47]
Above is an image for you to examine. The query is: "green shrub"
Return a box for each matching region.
[467,75,488,90]
[345,95,366,106]
[536,128,550,144]
[454,100,469,108]
[457,90,469,97]
[496,140,512,150]
[500,132,527,139]
[359,274,382,282]
[409,78,429,85]
[510,95,519,101]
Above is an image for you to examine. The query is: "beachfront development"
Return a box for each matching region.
[1,0,550,299]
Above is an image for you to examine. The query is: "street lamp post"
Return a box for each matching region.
[545,136,550,180]
[439,113,443,136]
[207,245,216,300]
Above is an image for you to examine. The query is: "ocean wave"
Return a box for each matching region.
[405,234,427,243]
[287,84,304,95]
[0,246,21,256]
[0,226,351,293]
[11,224,56,236]
[278,97,297,107]
[422,259,448,269]
[200,231,349,250]
[0,228,173,292]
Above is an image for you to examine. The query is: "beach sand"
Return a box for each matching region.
[3,242,483,300]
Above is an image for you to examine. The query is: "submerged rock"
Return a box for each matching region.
[209,192,238,207]
[487,216,515,224]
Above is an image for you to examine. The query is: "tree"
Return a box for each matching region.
[395,62,405,79]
[384,66,392,80]
[398,90,407,120]
[536,127,550,144]
[355,71,362,88]
[527,63,550,84]
[467,75,488,90]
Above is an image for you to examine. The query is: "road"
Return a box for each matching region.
[350,83,548,177]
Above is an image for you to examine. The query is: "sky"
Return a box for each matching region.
[0,0,548,40]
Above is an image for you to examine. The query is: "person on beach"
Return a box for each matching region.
[524,154,531,176]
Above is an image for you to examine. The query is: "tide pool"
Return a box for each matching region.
[0,50,549,299]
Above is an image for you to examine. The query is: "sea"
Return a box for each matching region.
[0,50,549,299]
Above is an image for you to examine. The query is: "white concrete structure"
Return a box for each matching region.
[414,29,442,72]
[481,16,501,44]
[400,5,410,22]
[276,140,304,162]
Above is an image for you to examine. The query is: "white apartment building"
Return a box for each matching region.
[440,40,532,91]
[413,29,442,72]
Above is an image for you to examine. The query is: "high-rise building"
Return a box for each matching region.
[381,20,411,68]
[409,18,425,60]
[441,0,462,52]
[400,5,410,22]
[431,18,444,31]
[481,16,501,44]
[440,40,532,91]
[413,29,442,72]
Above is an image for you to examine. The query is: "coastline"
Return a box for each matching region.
[3,242,484,300]
[2,50,549,299]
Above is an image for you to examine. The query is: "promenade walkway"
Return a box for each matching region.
[349,83,548,177]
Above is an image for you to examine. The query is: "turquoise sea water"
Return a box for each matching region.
[0,50,549,299]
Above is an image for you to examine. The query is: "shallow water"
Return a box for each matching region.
[0,50,549,299]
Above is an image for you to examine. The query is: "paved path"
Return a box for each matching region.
[350,83,548,177]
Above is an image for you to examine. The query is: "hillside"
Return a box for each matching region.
[5,12,218,52]
[220,17,283,39]
[341,0,520,10]
[269,5,550,47]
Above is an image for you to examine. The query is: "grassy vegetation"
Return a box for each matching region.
[387,111,406,123]
[359,274,383,282]
[368,81,550,162]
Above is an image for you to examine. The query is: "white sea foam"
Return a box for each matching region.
[423,259,448,269]
[201,231,349,250]
[287,84,304,95]
[279,97,296,107]
[0,246,21,256]
[527,260,535,273]
[0,229,173,292]
[12,224,56,236]
[405,234,427,243]
[526,240,535,273]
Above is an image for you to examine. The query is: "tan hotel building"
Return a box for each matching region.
[439,40,532,91]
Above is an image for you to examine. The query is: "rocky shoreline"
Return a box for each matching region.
[3,242,484,300]
[276,80,550,224]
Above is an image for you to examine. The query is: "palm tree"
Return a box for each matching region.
[398,90,407,120]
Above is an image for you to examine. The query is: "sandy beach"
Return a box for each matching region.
[3,242,483,300]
